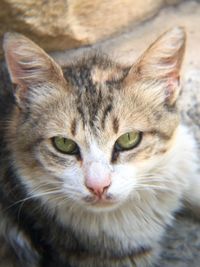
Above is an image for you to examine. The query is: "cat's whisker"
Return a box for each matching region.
[23,180,65,195]
[56,198,80,211]
[134,184,179,193]
[61,186,84,195]
[137,175,183,185]
[3,190,63,212]
[27,186,62,198]
[57,197,75,207]
[27,182,83,199]
[139,180,182,187]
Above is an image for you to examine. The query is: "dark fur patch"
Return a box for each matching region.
[112,117,119,134]
[77,106,86,127]
[71,119,77,136]
[101,104,113,129]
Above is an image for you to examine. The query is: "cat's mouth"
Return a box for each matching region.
[83,193,118,209]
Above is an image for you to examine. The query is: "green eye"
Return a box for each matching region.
[115,131,142,151]
[52,137,79,155]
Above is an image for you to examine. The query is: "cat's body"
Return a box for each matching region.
[0,27,200,267]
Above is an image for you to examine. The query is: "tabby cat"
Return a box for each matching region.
[0,27,199,267]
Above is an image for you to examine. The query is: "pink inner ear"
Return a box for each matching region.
[165,74,180,102]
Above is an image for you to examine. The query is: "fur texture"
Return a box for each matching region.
[0,27,199,267]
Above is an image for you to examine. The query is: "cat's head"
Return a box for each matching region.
[3,27,186,213]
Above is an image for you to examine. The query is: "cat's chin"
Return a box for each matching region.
[81,195,122,212]
[84,202,121,213]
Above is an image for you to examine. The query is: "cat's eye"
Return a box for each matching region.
[115,131,142,151]
[52,137,79,155]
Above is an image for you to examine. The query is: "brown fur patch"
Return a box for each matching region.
[71,119,77,136]
[112,117,119,134]
[91,66,125,84]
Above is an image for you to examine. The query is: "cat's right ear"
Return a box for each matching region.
[3,32,64,106]
[125,27,186,106]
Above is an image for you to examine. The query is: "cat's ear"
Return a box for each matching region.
[3,32,64,104]
[126,27,186,105]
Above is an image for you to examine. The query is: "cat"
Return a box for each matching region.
[0,26,200,267]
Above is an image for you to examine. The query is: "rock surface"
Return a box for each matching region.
[0,0,182,56]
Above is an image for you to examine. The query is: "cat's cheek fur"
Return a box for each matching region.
[108,164,138,201]
[60,168,89,199]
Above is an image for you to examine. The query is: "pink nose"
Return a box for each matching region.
[86,177,111,196]
[85,162,111,197]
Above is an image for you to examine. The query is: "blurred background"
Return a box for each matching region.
[0,0,199,79]
[0,1,199,66]
[0,0,184,54]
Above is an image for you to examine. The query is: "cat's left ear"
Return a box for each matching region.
[126,27,186,105]
[3,32,64,106]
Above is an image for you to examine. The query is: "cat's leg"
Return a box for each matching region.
[0,236,22,267]
[0,234,40,267]
[0,212,40,267]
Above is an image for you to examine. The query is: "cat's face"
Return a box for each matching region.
[3,27,185,212]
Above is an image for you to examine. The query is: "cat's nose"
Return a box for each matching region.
[85,162,111,197]
[86,176,111,197]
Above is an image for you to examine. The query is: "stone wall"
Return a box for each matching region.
[0,0,182,57]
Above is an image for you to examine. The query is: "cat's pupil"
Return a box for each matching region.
[52,137,79,155]
[114,131,142,152]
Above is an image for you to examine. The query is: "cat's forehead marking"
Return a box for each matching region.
[63,55,128,132]
[91,65,128,84]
